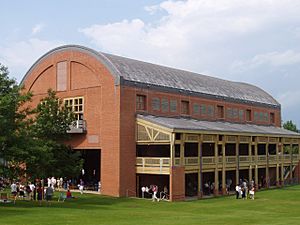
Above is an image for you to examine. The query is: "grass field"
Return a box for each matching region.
[1,185,300,225]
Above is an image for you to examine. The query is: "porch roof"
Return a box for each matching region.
[137,114,300,137]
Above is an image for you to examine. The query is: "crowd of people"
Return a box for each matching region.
[235,179,255,200]
[6,177,87,205]
[141,185,169,202]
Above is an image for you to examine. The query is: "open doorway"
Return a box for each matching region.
[79,149,101,191]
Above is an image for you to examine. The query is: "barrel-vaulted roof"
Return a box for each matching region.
[22,45,279,108]
[137,114,300,137]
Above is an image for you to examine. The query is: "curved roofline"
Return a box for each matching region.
[21,45,280,109]
[20,44,123,85]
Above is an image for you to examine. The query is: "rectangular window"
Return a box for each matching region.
[181,100,189,115]
[136,95,146,111]
[246,109,252,121]
[193,103,200,115]
[217,105,224,118]
[170,99,177,112]
[233,108,238,119]
[239,109,244,121]
[270,112,275,124]
[254,112,259,121]
[227,108,233,118]
[161,98,169,112]
[207,105,214,117]
[152,97,160,111]
[64,96,84,120]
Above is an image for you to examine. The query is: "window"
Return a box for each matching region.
[246,109,252,121]
[270,112,275,124]
[217,105,224,118]
[193,103,200,115]
[136,95,146,111]
[200,104,206,115]
[170,99,177,112]
[64,97,84,120]
[181,100,189,115]
[239,110,244,121]
[152,98,160,111]
[207,105,214,117]
[254,112,259,121]
[161,98,169,112]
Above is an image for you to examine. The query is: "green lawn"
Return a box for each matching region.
[1,186,300,225]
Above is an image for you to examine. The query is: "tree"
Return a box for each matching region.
[0,63,32,177]
[283,120,298,133]
[27,89,82,178]
[0,64,82,180]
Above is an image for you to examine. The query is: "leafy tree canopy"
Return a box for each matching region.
[283,120,298,133]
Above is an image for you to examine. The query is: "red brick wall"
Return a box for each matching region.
[135,88,281,127]
[22,48,122,197]
[170,166,185,201]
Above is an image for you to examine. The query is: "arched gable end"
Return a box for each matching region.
[21,45,122,93]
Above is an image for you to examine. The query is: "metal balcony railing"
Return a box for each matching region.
[67,120,87,133]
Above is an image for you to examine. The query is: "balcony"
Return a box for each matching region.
[136,154,300,174]
[67,120,87,134]
[136,157,170,174]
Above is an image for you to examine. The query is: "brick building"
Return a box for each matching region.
[21,45,300,201]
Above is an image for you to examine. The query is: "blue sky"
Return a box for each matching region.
[1,0,300,127]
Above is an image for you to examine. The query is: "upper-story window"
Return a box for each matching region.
[64,97,84,120]
[136,95,146,111]
[217,105,224,119]
[152,97,160,111]
[246,109,252,121]
[181,100,189,115]
[161,98,169,112]
[270,112,275,124]
[170,99,177,112]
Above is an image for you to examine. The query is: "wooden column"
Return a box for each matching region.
[266,142,270,188]
[254,138,259,189]
[235,137,240,185]
[180,134,185,166]
[276,142,280,187]
[170,133,176,167]
[222,137,226,195]
[214,135,219,196]
[290,143,293,183]
[280,142,284,186]
[198,134,203,198]
[249,142,253,183]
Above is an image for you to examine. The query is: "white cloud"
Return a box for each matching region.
[79,0,300,72]
[0,38,64,81]
[231,50,300,72]
[32,23,45,35]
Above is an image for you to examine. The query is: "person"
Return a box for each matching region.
[10,181,18,204]
[152,185,159,202]
[79,179,84,194]
[66,189,75,199]
[235,185,239,199]
[29,182,35,200]
[160,186,168,200]
[37,185,43,206]
[45,185,54,206]
[241,187,246,200]
[249,187,255,200]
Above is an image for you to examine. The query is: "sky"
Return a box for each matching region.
[1,0,300,127]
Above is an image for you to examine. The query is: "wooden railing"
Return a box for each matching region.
[136,157,170,168]
[185,157,199,165]
[136,154,300,172]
